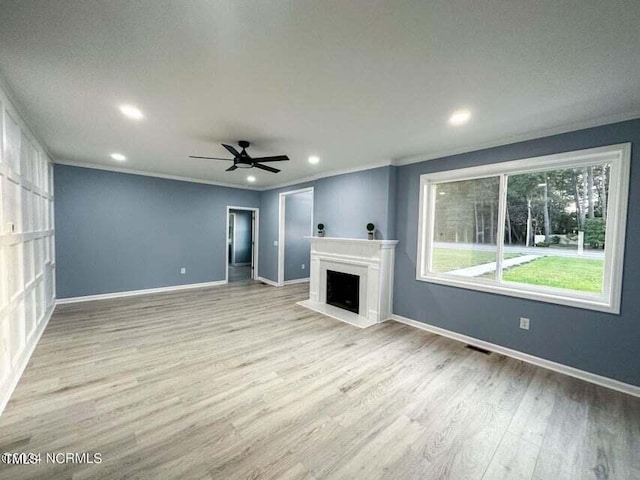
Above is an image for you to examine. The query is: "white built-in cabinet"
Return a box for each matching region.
[0,85,55,412]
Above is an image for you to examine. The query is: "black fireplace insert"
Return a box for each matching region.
[326,270,360,314]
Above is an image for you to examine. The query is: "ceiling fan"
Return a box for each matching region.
[189,140,289,173]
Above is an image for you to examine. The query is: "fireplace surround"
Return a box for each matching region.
[297,237,398,328]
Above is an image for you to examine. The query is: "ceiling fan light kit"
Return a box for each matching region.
[189,140,290,174]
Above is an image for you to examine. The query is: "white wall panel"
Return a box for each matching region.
[0,179,3,229]
[48,164,53,195]
[23,240,34,285]
[45,264,54,307]
[3,111,21,174]
[43,197,50,235]
[6,243,23,300]
[4,178,21,233]
[35,280,44,325]
[35,237,44,277]
[43,158,50,194]
[19,133,31,184]
[0,247,5,310]
[8,301,25,366]
[0,316,9,383]
[0,81,55,415]
[24,288,35,340]
[21,189,32,232]
[0,99,3,164]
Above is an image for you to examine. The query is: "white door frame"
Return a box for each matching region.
[228,212,236,265]
[278,187,314,286]
[226,206,259,283]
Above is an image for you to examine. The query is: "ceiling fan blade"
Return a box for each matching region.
[226,165,238,172]
[254,163,280,174]
[222,144,241,158]
[251,155,290,163]
[189,155,232,161]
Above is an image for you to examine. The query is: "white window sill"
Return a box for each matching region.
[416,273,619,314]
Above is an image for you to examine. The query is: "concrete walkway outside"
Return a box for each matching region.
[448,254,541,277]
[434,242,604,259]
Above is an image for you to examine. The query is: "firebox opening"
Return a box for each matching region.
[326,270,360,314]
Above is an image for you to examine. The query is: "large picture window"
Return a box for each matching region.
[417,144,630,313]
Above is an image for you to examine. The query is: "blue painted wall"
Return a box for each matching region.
[55,165,259,298]
[259,166,396,282]
[230,209,252,265]
[393,119,640,386]
[284,190,313,281]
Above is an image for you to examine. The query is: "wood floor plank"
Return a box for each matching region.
[580,385,635,480]
[505,368,560,448]
[0,281,638,480]
[532,378,590,480]
[481,431,540,480]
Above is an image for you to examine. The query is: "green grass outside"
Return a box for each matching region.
[502,256,604,293]
[432,248,520,273]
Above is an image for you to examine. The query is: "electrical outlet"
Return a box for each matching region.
[519,317,530,330]
[273,240,278,247]
[301,264,305,270]
[180,267,186,275]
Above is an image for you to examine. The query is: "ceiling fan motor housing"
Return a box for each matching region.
[236,140,252,167]
[235,160,253,168]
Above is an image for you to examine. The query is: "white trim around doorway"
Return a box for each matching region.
[226,206,260,283]
[278,187,314,286]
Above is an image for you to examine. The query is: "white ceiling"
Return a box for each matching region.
[1,0,639,189]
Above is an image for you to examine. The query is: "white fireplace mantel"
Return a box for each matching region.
[297,236,398,328]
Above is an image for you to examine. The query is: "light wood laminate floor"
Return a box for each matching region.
[0,282,638,480]
[228,265,251,283]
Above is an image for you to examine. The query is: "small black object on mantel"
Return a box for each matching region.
[317,223,325,237]
[366,223,375,240]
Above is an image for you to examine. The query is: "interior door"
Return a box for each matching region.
[250,211,256,279]
[228,213,235,264]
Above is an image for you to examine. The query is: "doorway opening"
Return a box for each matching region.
[278,187,314,286]
[226,206,259,283]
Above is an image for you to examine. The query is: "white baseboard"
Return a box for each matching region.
[257,276,279,287]
[231,262,251,267]
[0,304,55,416]
[389,314,640,398]
[256,277,309,287]
[284,277,310,285]
[56,280,228,305]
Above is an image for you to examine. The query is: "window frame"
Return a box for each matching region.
[416,143,631,314]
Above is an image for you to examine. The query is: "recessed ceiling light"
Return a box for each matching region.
[247,175,256,183]
[119,104,144,120]
[448,109,471,126]
[110,153,126,161]
[308,155,320,165]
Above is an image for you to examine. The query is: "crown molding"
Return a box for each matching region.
[53,160,262,191]
[54,159,395,192]
[53,112,640,191]
[259,160,392,191]
[391,110,640,166]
